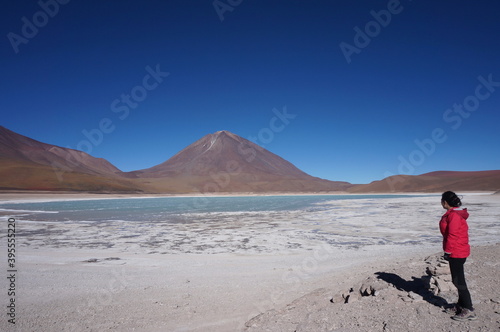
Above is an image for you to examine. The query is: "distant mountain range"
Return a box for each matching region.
[1,125,499,193]
[349,170,500,193]
[0,126,138,192]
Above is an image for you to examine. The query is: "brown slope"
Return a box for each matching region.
[0,125,122,175]
[0,158,141,192]
[348,170,500,193]
[0,126,142,192]
[129,130,352,193]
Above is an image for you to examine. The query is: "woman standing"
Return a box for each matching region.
[439,191,477,321]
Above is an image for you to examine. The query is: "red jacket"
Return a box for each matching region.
[439,208,470,258]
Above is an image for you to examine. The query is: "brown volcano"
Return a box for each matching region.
[129,130,352,193]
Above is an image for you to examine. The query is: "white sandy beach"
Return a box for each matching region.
[0,193,499,331]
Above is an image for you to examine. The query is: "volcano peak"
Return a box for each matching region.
[129,130,351,192]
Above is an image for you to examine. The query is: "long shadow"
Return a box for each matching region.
[375,272,448,307]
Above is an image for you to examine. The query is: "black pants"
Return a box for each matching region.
[448,257,473,310]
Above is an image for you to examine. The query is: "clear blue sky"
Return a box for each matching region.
[2,0,499,184]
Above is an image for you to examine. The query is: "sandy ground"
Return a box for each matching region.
[0,193,498,331]
[244,244,500,332]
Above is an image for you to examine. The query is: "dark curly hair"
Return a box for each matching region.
[441,191,462,207]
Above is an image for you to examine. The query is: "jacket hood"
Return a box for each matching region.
[450,207,469,220]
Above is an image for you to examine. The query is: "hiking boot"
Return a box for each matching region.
[452,308,477,321]
[444,304,462,315]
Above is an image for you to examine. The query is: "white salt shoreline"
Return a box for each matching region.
[0,191,451,204]
[0,193,498,331]
[0,191,495,205]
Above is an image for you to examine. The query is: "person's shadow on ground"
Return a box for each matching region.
[375,272,448,307]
